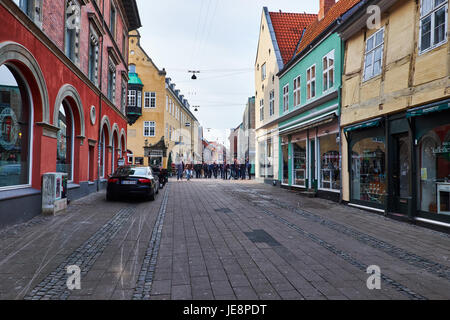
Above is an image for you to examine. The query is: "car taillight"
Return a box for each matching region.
[108,178,118,184]
[138,179,151,184]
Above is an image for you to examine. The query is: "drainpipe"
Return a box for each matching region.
[97,0,105,192]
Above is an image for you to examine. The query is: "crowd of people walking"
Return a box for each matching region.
[175,159,252,181]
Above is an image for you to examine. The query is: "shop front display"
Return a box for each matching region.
[0,65,31,189]
[292,140,306,187]
[350,130,386,208]
[414,110,450,217]
[318,133,340,191]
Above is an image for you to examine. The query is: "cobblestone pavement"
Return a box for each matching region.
[0,179,449,300]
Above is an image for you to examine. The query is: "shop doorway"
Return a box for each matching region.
[309,139,316,190]
[392,133,410,214]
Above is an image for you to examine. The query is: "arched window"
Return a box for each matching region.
[56,101,74,181]
[100,130,106,178]
[0,64,32,189]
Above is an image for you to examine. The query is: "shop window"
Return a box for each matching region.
[282,143,289,185]
[351,135,386,206]
[0,64,32,189]
[88,145,94,182]
[293,140,306,187]
[319,134,340,191]
[56,102,74,181]
[417,122,450,215]
[135,157,144,165]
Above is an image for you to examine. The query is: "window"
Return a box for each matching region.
[261,63,266,81]
[144,121,155,137]
[144,92,156,108]
[166,95,169,111]
[137,91,142,108]
[293,76,301,106]
[122,32,127,57]
[166,123,168,138]
[107,58,116,102]
[120,80,127,114]
[319,134,340,191]
[293,140,307,187]
[307,65,316,99]
[57,102,74,182]
[269,90,275,116]
[420,0,448,53]
[110,1,116,38]
[283,84,289,112]
[100,130,106,178]
[88,28,99,85]
[259,99,264,121]
[65,0,81,64]
[129,64,136,73]
[128,90,136,106]
[14,0,43,28]
[0,64,32,189]
[323,51,335,92]
[363,28,384,81]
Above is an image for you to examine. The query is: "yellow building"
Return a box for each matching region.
[126,31,200,169]
[339,0,450,226]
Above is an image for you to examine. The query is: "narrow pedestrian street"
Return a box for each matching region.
[0,179,449,300]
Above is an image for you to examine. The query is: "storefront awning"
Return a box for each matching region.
[343,117,383,133]
[406,101,450,118]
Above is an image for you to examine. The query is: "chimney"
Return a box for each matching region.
[318,0,335,20]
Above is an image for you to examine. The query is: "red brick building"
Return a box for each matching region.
[0,0,141,227]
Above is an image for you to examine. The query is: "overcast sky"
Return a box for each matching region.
[135,0,319,143]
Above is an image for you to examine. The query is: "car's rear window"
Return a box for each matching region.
[114,167,149,176]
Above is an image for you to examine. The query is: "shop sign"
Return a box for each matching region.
[432,142,450,155]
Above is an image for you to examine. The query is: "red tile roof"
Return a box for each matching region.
[269,11,318,65]
[295,0,362,57]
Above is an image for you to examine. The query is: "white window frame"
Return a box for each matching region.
[143,121,156,137]
[261,62,266,81]
[293,75,301,107]
[363,28,385,82]
[269,90,275,116]
[322,50,335,92]
[283,84,289,112]
[137,91,142,108]
[306,65,316,100]
[128,90,136,107]
[259,99,264,121]
[419,0,448,54]
[144,92,156,108]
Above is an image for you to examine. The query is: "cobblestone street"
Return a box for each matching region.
[0,179,449,300]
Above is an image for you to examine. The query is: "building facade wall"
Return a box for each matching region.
[340,0,450,223]
[0,0,137,228]
[255,9,281,183]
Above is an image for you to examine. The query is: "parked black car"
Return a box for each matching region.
[106,166,158,201]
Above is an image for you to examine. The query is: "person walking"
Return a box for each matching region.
[246,158,252,180]
[240,162,246,180]
[177,162,183,181]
